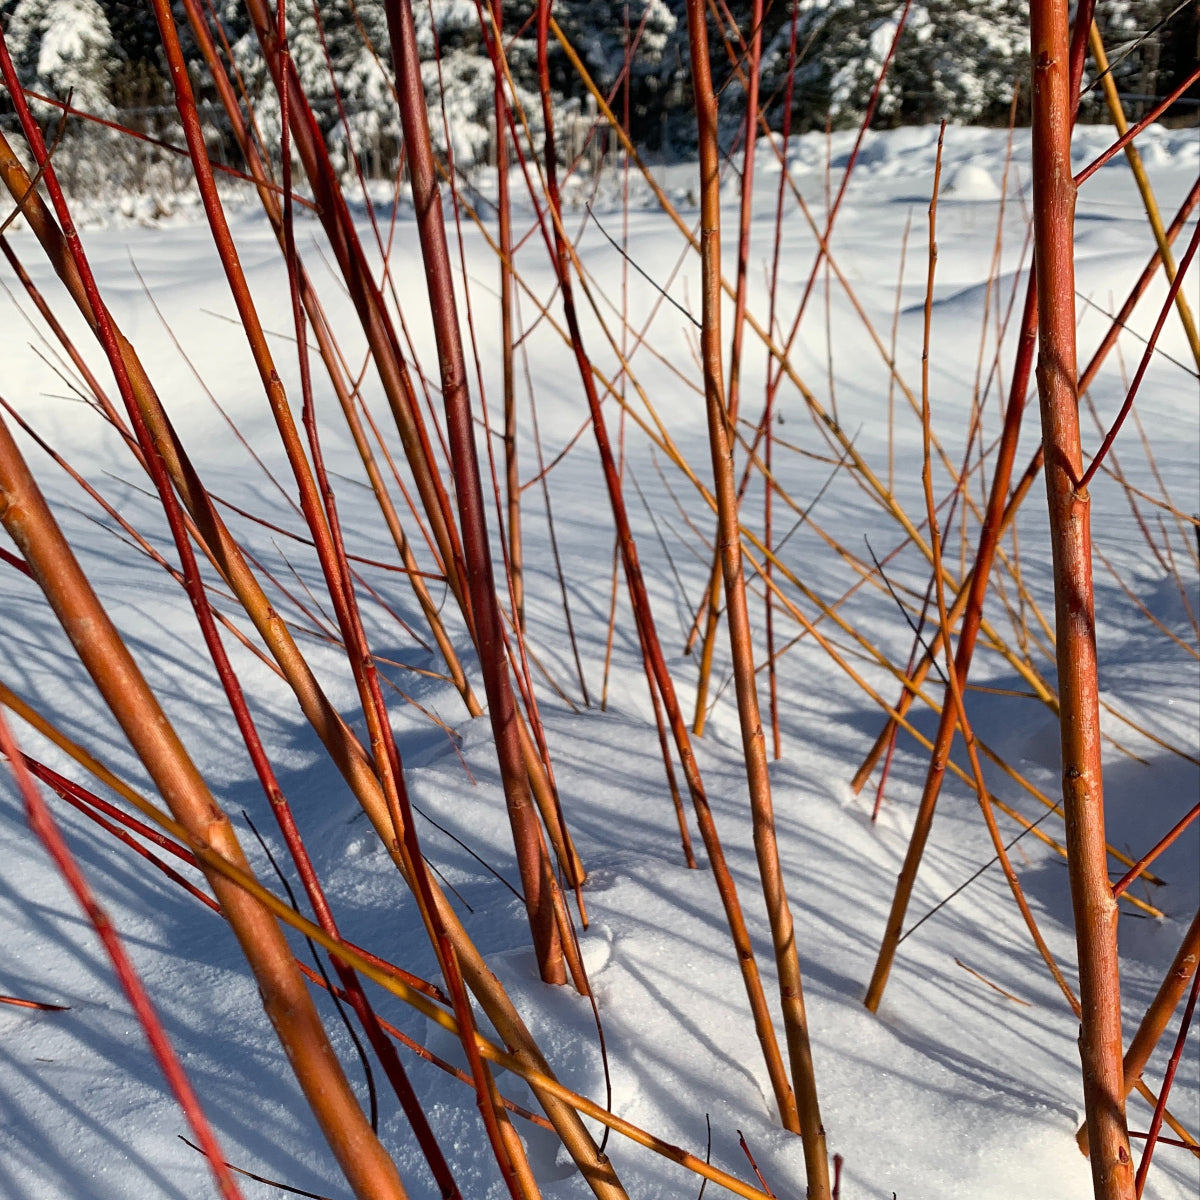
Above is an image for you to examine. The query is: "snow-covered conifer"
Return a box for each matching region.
[6,0,119,114]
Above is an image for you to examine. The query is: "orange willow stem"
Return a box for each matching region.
[168,829,775,1200]
[853,173,1200,795]
[683,1,828,1190]
[689,0,763,736]
[0,105,611,1200]
[0,712,246,1200]
[490,0,524,631]
[1030,0,1133,1194]
[534,0,799,1136]
[0,410,409,1200]
[551,17,1077,720]
[863,269,1040,1010]
[0,32,409,1199]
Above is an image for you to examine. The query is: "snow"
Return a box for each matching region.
[0,123,1197,1199]
[943,162,1002,200]
[5,0,117,115]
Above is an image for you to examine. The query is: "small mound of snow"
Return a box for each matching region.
[117,193,173,225]
[944,163,1002,200]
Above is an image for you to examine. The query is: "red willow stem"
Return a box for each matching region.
[424,48,593,935]
[762,0,801,761]
[1134,964,1200,1195]
[235,0,470,610]
[736,1130,777,1198]
[156,0,401,884]
[727,0,761,456]
[763,0,801,758]
[598,0,630,712]
[522,367,594,710]
[0,712,246,1200]
[167,0,477,720]
[381,21,599,1175]
[852,16,1083,804]
[683,2,828,1189]
[10,715,519,1154]
[1127,1134,1196,1150]
[15,86,316,207]
[853,172,1200,795]
[7,684,479,1020]
[200,0,274,170]
[0,395,291,683]
[1030,0,1133,1195]
[0,84,601,1198]
[1073,65,1200,188]
[1067,0,1098,107]
[111,5,450,1182]
[1112,805,1199,899]
[1087,26,1200,370]
[0,236,122,425]
[292,963,555,1131]
[163,0,417,901]
[769,0,914,385]
[0,544,31,576]
[1078,909,1199,1158]
[19,754,219,911]
[534,0,800,1136]
[381,0,568,992]
[684,4,921,723]
[23,758,194,865]
[916,124,1078,1014]
[284,15,472,1195]
[1079,219,1200,491]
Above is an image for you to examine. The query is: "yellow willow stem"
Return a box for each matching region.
[683,1,829,1193]
[1088,22,1199,368]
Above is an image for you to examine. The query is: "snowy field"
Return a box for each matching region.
[1,124,1197,1199]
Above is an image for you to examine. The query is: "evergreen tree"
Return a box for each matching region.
[760,0,1028,130]
[1094,0,1200,113]
[6,0,1189,195]
[5,0,119,114]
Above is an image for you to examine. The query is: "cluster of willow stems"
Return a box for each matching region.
[0,1,1196,1198]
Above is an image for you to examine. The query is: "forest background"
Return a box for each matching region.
[1,0,1197,196]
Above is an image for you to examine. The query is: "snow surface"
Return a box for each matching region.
[0,124,1197,1199]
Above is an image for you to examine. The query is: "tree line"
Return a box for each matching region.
[1,0,1195,182]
